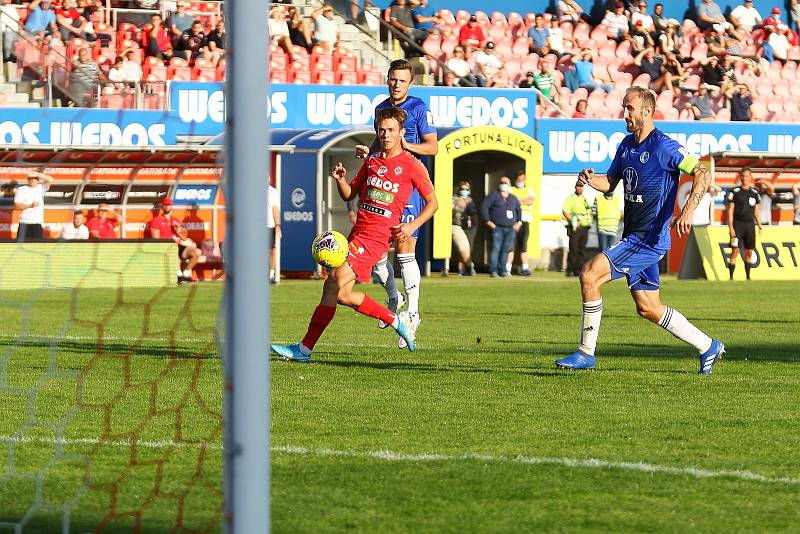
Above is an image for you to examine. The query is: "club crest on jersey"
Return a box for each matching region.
[376,166,388,177]
[394,166,403,175]
[623,167,643,203]
[639,151,650,164]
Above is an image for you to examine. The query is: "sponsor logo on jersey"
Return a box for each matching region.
[360,203,392,218]
[394,166,403,175]
[366,175,400,193]
[376,165,388,177]
[367,188,395,204]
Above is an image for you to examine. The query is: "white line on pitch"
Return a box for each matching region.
[0,435,797,486]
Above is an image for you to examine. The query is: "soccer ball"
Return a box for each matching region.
[311,230,349,268]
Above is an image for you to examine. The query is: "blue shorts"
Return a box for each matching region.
[401,189,425,239]
[603,235,665,291]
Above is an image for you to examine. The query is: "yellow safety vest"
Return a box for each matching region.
[594,195,622,234]
[511,185,535,222]
[562,193,592,227]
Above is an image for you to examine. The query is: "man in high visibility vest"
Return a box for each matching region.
[593,190,622,250]
[562,181,593,277]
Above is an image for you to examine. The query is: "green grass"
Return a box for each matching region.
[1,274,799,532]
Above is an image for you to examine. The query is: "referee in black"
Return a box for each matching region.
[726,168,762,280]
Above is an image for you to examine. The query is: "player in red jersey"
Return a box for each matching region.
[271,107,439,363]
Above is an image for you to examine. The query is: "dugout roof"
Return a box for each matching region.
[705,152,800,178]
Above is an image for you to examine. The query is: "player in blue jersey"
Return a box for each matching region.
[556,86,725,374]
[355,59,438,348]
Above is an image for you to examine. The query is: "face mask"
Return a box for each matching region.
[515,181,525,188]
[499,184,511,193]
[458,189,470,197]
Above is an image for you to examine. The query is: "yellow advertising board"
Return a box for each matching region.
[687,226,800,280]
[432,126,543,259]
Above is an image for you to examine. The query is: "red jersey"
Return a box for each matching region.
[87,217,117,239]
[147,214,180,241]
[458,24,485,47]
[348,150,434,246]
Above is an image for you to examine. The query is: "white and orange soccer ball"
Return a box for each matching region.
[311,230,349,268]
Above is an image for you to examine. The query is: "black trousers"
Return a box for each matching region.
[17,223,43,242]
[567,226,589,275]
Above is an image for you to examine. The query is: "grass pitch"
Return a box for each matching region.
[1,274,799,532]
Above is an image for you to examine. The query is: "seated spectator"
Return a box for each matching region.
[412,0,446,40]
[121,48,143,81]
[147,14,178,60]
[630,19,655,53]
[634,47,670,92]
[60,211,89,240]
[730,0,762,33]
[87,203,118,238]
[572,99,590,118]
[108,56,127,87]
[288,6,313,52]
[792,182,800,225]
[269,5,294,59]
[169,1,193,48]
[573,48,613,93]
[730,83,753,121]
[632,1,657,38]
[701,55,733,95]
[176,19,205,63]
[705,26,727,55]
[658,21,681,58]
[56,0,94,43]
[548,15,566,56]
[518,70,536,88]
[457,15,485,57]
[389,0,422,57]
[472,41,502,87]
[68,47,102,106]
[556,0,583,23]
[687,86,715,120]
[439,70,459,86]
[603,2,630,43]
[528,13,550,56]
[662,52,687,94]
[792,1,800,34]
[652,2,670,34]
[121,0,159,25]
[446,46,475,86]
[204,20,225,67]
[534,58,561,107]
[765,24,791,63]
[487,65,511,88]
[24,0,58,43]
[762,6,784,30]
[313,4,339,54]
[1,0,20,61]
[696,0,729,31]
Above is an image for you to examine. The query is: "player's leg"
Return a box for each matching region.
[555,252,612,370]
[499,227,515,277]
[373,252,403,328]
[519,222,531,275]
[743,248,754,280]
[728,224,741,279]
[396,237,421,349]
[181,244,200,281]
[631,288,724,374]
[742,223,756,280]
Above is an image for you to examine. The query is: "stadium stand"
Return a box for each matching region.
[1,0,799,121]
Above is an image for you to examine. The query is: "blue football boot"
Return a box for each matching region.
[271,343,311,363]
[698,339,725,375]
[555,350,596,370]
[395,311,415,352]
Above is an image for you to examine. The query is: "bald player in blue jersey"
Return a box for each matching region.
[355,59,438,349]
[556,86,725,374]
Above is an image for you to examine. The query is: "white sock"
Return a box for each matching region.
[374,256,399,305]
[578,299,603,356]
[270,269,275,280]
[398,253,420,315]
[182,269,192,278]
[505,262,512,273]
[658,306,713,353]
[298,342,312,356]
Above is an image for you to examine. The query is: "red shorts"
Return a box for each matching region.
[346,233,389,283]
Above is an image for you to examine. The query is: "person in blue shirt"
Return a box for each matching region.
[527,13,550,56]
[24,0,57,41]
[556,86,725,374]
[355,59,438,349]
[412,0,442,41]
[573,48,613,93]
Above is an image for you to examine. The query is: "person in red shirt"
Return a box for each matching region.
[147,197,200,283]
[146,13,177,60]
[86,203,118,239]
[55,0,91,42]
[271,106,439,363]
[458,15,485,57]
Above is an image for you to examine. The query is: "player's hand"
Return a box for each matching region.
[513,222,522,232]
[671,211,693,237]
[330,162,346,181]
[578,168,595,186]
[391,223,414,243]
[729,228,736,239]
[31,200,39,208]
[354,144,369,159]
[348,211,357,224]
[486,221,496,230]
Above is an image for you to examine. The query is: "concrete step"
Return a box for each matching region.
[4,92,29,103]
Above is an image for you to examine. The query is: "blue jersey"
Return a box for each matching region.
[606,129,695,251]
[374,95,436,149]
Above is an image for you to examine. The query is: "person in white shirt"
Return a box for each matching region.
[473,41,502,87]
[0,0,20,62]
[268,5,293,58]
[60,211,89,240]
[312,3,339,54]
[14,171,52,241]
[548,16,565,55]
[767,24,791,63]
[268,184,281,283]
[731,0,762,33]
[121,49,142,82]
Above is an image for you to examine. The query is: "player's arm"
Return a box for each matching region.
[673,160,711,237]
[578,168,618,193]
[331,162,354,201]
[393,191,438,242]
[402,131,438,156]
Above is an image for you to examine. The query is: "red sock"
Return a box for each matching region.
[356,295,396,326]
[301,305,336,351]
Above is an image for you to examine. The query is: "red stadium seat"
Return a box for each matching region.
[490,11,507,25]
[560,21,574,39]
[313,69,335,84]
[440,35,457,57]
[422,34,442,56]
[507,12,524,37]
[336,70,358,84]
[270,69,289,83]
[362,71,385,85]
[494,36,513,59]
[487,20,507,42]
[292,70,312,84]
[512,37,529,56]
[522,53,539,73]
[312,52,333,71]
